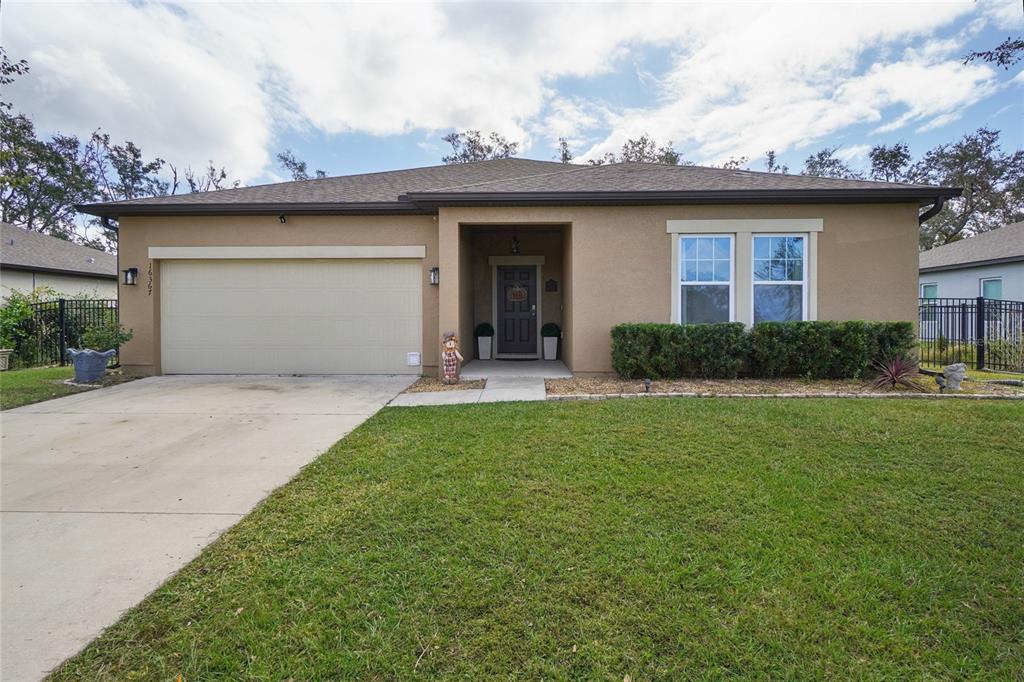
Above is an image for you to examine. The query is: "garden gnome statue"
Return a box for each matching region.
[441,331,464,384]
[943,362,967,391]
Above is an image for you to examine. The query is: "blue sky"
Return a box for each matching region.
[5,1,1023,185]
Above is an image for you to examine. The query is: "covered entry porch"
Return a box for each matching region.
[444,223,571,370]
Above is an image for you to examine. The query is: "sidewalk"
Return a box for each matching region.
[389,376,546,406]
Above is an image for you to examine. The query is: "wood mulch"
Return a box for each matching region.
[545,376,1024,397]
[405,377,487,393]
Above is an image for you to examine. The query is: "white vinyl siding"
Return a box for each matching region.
[160,259,421,374]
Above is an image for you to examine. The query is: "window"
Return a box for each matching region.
[752,235,806,322]
[920,283,938,299]
[980,277,1002,300]
[679,235,733,323]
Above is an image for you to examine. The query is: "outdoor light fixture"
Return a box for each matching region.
[278,215,287,224]
[510,235,521,255]
[122,267,139,286]
[429,266,440,285]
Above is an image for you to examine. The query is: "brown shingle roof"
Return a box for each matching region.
[1,223,117,278]
[79,158,959,217]
[919,221,1024,272]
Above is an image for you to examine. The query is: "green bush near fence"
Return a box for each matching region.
[612,321,915,380]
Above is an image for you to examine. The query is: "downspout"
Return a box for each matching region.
[918,196,945,225]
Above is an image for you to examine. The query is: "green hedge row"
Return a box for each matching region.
[610,321,915,379]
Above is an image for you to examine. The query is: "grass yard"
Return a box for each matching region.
[53,399,1023,680]
[0,366,86,410]
[0,366,133,410]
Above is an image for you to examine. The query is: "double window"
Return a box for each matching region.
[679,236,733,323]
[752,235,806,323]
[677,233,808,324]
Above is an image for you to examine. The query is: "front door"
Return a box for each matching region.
[497,265,537,355]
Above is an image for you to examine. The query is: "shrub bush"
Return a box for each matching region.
[81,320,133,351]
[611,320,915,380]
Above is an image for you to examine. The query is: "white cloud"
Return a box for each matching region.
[2,1,1011,180]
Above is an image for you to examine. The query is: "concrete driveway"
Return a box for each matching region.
[1,374,413,682]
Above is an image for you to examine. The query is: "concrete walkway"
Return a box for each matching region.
[390,375,547,406]
[390,360,569,407]
[1,374,413,682]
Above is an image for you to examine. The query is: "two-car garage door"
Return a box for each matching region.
[160,259,421,374]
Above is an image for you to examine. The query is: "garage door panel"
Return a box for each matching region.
[160,259,422,374]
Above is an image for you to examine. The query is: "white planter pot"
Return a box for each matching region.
[477,336,493,360]
[543,336,558,360]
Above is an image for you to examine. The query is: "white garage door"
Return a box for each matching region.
[160,259,421,374]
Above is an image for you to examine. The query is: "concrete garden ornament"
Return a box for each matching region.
[943,362,968,391]
[441,332,464,384]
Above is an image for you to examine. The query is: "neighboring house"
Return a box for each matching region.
[79,158,958,377]
[919,221,1024,302]
[1,223,118,301]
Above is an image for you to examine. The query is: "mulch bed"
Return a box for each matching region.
[405,377,487,393]
[545,376,1024,397]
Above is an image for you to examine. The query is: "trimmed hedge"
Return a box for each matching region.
[611,321,915,380]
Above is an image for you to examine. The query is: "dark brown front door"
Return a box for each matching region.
[497,265,537,355]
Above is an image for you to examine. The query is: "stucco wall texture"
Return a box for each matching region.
[117,203,920,376]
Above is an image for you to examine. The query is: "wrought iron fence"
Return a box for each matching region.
[13,299,119,368]
[919,297,1024,372]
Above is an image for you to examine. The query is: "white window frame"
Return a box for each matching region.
[677,234,735,323]
[920,282,938,299]
[751,233,809,323]
[979,277,1002,300]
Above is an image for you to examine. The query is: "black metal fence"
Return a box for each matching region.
[14,299,119,367]
[919,297,1024,372]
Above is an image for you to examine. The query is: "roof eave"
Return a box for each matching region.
[402,187,962,207]
[919,255,1024,273]
[0,262,118,279]
[75,201,432,218]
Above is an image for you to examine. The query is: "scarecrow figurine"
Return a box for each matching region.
[441,331,464,384]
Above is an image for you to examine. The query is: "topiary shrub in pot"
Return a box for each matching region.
[68,320,133,383]
[541,323,561,360]
[474,322,494,360]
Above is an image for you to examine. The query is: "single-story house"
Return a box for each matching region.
[79,158,958,377]
[1,222,118,301]
[919,221,1024,301]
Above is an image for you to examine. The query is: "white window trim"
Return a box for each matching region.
[672,234,734,324]
[979,277,1002,299]
[751,233,809,323]
[920,282,939,298]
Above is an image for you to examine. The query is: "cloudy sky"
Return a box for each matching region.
[4,1,1023,185]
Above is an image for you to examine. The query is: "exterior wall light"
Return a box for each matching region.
[511,235,520,254]
[429,267,440,285]
[122,267,139,285]
[278,215,287,224]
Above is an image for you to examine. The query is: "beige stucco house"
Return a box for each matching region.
[80,159,958,377]
[1,223,117,301]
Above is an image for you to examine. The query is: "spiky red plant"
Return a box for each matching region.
[870,354,927,392]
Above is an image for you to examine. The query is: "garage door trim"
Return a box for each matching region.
[149,245,426,259]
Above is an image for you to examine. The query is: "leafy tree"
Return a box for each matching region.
[763,150,789,174]
[441,130,519,164]
[588,134,688,165]
[868,143,911,182]
[719,156,749,170]
[277,149,326,180]
[555,137,573,163]
[909,128,1024,248]
[964,36,1024,69]
[179,162,239,193]
[802,147,863,179]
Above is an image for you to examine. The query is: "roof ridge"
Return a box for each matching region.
[422,162,595,192]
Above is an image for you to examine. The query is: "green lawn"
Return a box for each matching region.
[1,366,78,409]
[0,365,134,410]
[53,399,1023,680]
